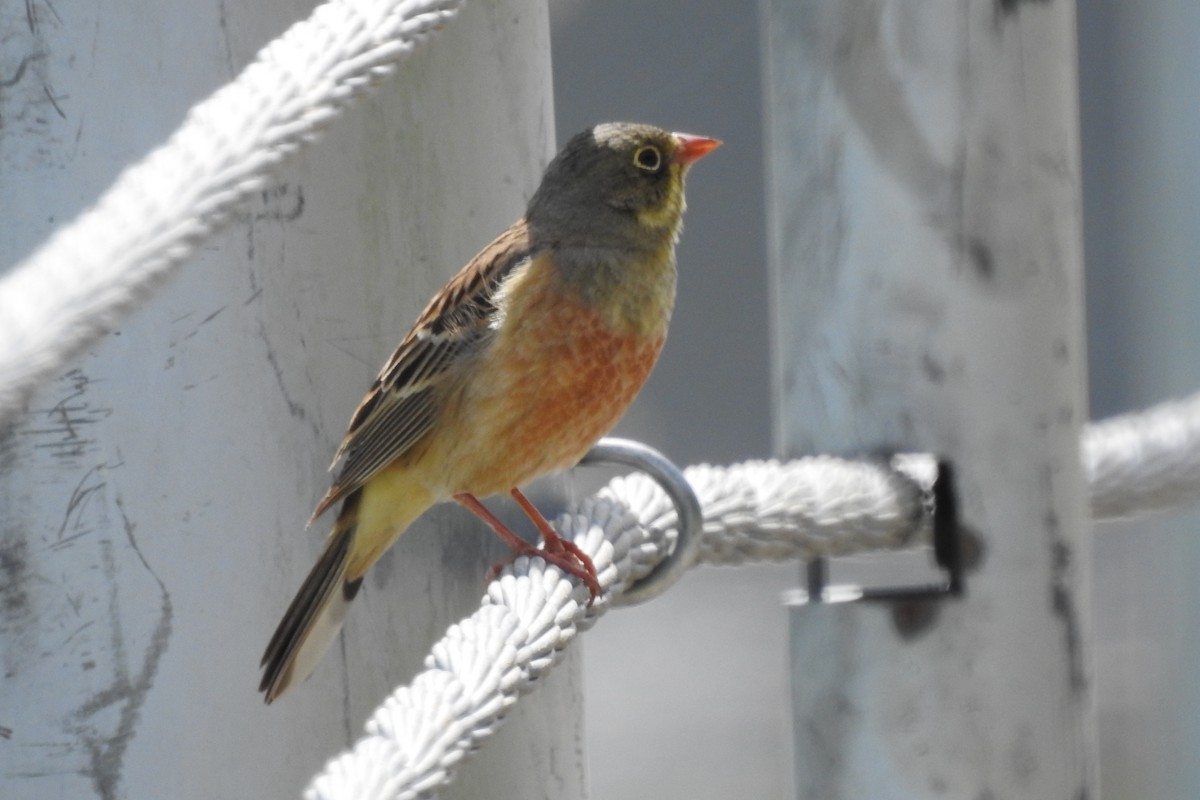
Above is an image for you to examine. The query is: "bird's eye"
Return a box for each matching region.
[633,145,662,172]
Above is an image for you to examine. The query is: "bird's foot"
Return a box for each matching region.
[508,487,600,603]
[456,492,601,604]
[486,538,602,602]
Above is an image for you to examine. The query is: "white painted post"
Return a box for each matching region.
[0,2,580,798]
[763,2,1097,797]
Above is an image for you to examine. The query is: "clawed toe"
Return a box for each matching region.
[487,541,601,603]
[460,489,601,604]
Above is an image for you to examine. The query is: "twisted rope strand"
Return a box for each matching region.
[306,490,664,800]
[305,415,1200,799]
[1084,393,1200,520]
[0,0,463,429]
[304,456,935,799]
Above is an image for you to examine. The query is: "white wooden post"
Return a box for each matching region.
[763,2,1097,797]
[0,2,581,798]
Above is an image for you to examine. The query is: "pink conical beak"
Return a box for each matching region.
[671,133,722,165]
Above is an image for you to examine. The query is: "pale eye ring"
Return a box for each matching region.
[633,145,662,172]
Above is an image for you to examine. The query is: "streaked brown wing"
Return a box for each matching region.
[309,220,536,522]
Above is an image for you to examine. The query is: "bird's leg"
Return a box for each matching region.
[454,493,601,600]
[509,487,598,586]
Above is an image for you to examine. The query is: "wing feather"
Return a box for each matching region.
[310,221,535,522]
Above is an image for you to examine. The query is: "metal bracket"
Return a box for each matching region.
[804,457,963,604]
[579,437,704,606]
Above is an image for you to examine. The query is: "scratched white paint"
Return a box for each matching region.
[763,1,1097,798]
[0,1,580,798]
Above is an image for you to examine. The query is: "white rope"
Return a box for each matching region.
[305,456,937,799]
[1084,393,1200,520]
[0,0,464,430]
[305,412,1200,798]
[684,453,936,564]
[306,487,664,800]
[590,454,935,567]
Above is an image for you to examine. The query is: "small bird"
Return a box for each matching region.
[260,122,720,703]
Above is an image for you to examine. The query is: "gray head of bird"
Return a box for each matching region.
[526,122,721,252]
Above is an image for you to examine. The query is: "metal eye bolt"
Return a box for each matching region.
[580,437,703,605]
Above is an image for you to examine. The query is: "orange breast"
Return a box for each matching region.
[429,258,668,496]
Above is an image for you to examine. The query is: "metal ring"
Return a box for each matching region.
[579,437,703,605]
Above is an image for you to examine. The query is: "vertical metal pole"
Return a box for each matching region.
[0,2,580,798]
[763,2,1097,798]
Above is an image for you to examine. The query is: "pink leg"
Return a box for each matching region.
[454,493,601,600]
[509,487,599,588]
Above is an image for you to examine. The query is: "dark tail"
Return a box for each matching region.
[260,495,363,703]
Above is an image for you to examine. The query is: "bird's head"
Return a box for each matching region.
[527,122,721,248]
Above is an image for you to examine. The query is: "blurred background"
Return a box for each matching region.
[549,1,1200,797]
[3,0,1196,796]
